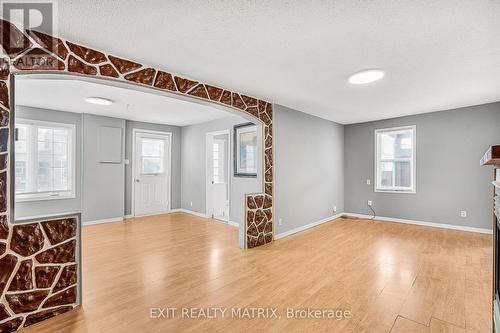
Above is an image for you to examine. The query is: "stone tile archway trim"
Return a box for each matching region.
[0,19,273,331]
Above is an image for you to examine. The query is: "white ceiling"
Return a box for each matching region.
[15,78,235,126]
[43,0,500,124]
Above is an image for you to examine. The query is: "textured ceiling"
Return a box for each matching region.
[23,0,500,123]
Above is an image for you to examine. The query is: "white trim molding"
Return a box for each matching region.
[275,213,345,240]
[228,220,239,228]
[83,216,123,226]
[343,213,492,234]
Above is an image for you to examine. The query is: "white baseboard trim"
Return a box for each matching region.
[274,213,345,240]
[228,220,239,228]
[83,216,123,226]
[175,209,209,219]
[343,212,493,234]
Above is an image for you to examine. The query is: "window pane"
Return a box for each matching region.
[53,142,67,155]
[142,138,164,157]
[380,162,394,187]
[38,154,53,169]
[37,167,53,192]
[38,128,53,142]
[15,158,26,193]
[53,128,68,143]
[53,155,68,168]
[38,141,53,155]
[17,126,27,140]
[395,161,411,188]
[142,157,163,174]
[379,130,412,159]
[53,168,68,191]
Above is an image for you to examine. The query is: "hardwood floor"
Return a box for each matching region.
[21,214,492,332]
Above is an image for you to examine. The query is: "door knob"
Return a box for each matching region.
[135,179,140,183]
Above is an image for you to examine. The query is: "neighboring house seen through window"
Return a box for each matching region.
[15,119,76,202]
[375,125,416,193]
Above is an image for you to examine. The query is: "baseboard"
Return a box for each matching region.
[83,216,123,226]
[228,220,239,228]
[343,212,493,234]
[175,209,209,218]
[274,213,345,240]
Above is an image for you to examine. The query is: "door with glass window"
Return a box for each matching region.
[206,132,229,221]
[133,131,171,216]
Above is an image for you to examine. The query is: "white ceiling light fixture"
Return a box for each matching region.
[85,97,114,105]
[348,69,385,85]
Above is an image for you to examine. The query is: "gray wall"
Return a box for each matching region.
[181,115,262,235]
[124,120,182,215]
[274,105,344,235]
[82,114,126,223]
[344,102,500,230]
[15,106,82,219]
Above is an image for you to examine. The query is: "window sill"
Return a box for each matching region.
[375,189,416,194]
[16,193,76,203]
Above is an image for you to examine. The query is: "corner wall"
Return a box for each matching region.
[274,105,344,235]
[344,102,500,230]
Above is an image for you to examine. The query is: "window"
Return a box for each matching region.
[140,137,165,174]
[15,119,75,201]
[212,141,225,184]
[375,125,416,193]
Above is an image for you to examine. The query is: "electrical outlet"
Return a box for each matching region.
[460,210,467,218]
[278,218,283,226]
[333,206,337,213]
[366,179,371,185]
[367,200,373,206]
[190,201,193,207]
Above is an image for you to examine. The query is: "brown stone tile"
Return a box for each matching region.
[35,266,60,289]
[0,215,8,239]
[12,48,65,71]
[174,76,197,93]
[241,95,257,107]
[0,19,32,57]
[0,58,9,80]
[35,240,76,264]
[68,55,97,75]
[66,41,107,64]
[0,153,7,171]
[205,85,223,101]
[246,107,258,118]
[220,90,232,105]
[231,93,245,110]
[264,233,273,243]
[109,55,142,74]
[53,264,77,293]
[124,68,156,85]
[43,286,76,308]
[258,100,267,113]
[254,195,264,208]
[99,64,119,78]
[246,196,257,209]
[0,81,9,109]
[187,84,209,99]
[0,130,8,153]
[0,317,23,332]
[0,254,17,296]
[0,108,8,127]
[248,223,258,237]
[24,306,72,327]
[263,195,272,209]
[256,234,265,246]
[260,111,272,125]
[265,168,273,182]
[265,183,273,196]
[154,71,176,91]
[41,218,76,245]
[10,223,44,256]
[255,210,265,224]
[6,290,49,314]
[247,211,255,224]
[0,171,5,213]
[0,304,10,320]
[26,30,68,60]
[0,242,5,255]
[8,259,33,291]
[247,235,258,248]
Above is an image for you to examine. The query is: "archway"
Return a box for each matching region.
[0,19,273,331]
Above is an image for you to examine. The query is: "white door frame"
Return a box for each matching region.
[131,128,172,217]
[206,129,231,222]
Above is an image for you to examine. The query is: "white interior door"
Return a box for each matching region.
[134,131,171,216]
[206,132,229,221]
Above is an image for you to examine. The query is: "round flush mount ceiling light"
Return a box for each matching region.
[85,97,114,105]
[348,69,385,85]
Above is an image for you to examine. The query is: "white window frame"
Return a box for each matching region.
[374,125,416,194]
[15,118,76,202]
